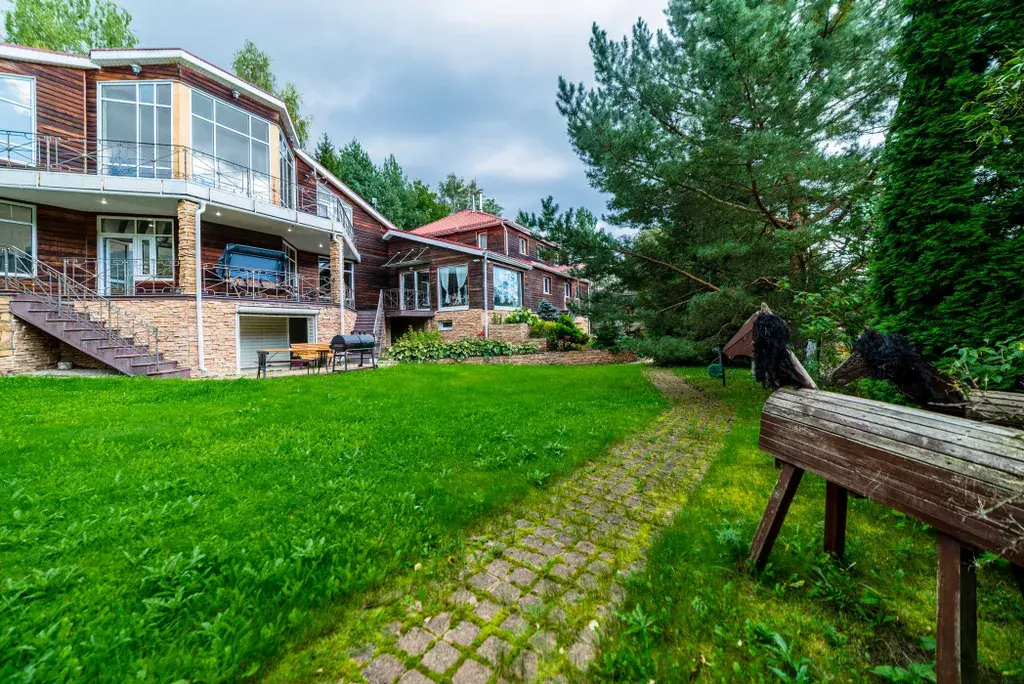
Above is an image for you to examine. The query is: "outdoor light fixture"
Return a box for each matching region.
[130,64,142,76]
[231,89,240,99]
[215,211,221,216]
[100,198,108,205]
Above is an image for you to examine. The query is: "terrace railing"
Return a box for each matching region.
[62,258,181,297]
[1,245,162,359]
[201,263,331,303]
[382,287,430,312]
[0,130,355,244]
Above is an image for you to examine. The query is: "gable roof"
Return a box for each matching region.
[411,209,503,237]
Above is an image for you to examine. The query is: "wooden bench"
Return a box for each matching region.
[750,388,1024,683]
[288,343,330,372]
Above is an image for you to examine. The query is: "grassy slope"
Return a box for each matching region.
[593,368,1024,682]
[0,364,665,682]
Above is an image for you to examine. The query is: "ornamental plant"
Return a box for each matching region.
[547,314,591,351]
[383,329,537,363]
[502,307,540,325]
[538,299,560,322]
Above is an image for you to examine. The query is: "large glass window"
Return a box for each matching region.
[438,264,468,309]
[344,261,355,304]
[99,82,172,178]
[0,200,35,275]
[0,74,35,165]
[191,91,271,201]
[98,217,174,280]
[492,266,522,309]
[279,131,295,208]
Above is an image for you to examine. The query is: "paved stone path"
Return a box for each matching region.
[358,368,724,683]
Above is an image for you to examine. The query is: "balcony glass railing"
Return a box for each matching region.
[0,130,355,245]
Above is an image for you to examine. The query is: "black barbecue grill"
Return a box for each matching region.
[330,333,378,371]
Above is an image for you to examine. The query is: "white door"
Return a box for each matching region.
[105,238,134,296]
[237,315,289,370]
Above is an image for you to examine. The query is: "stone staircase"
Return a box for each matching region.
[9,296,190,378]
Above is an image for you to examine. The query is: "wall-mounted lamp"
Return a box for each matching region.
[231,89,240,99]
[130,64,142,76]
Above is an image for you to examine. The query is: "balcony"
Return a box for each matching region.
[382,287,433,317]
[0,130,355,245]
[55,257,351,306]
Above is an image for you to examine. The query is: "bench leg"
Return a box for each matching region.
[824,482,848,558]
[936,534,978,684]
[749,464,804,570]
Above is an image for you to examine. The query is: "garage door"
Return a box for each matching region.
[238,316,290,370]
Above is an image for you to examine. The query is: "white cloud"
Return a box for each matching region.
[468,140,573,182]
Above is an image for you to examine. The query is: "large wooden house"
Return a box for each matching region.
[0,44,588,377]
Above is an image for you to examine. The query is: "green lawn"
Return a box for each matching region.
[593,369,1024,682]
[0,364,665,682]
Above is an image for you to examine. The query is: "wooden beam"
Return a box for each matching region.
[936,534,978,684]
[824,482,848,558]
[749,464,804,569]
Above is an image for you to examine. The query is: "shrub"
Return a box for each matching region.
[592,321,621,349]
[548,314,591,351]
[940,335,1024,391]
[538,299,560,322]
[383,329,536,363]
[637,336,708,366]
[500,307,540,325]
[529,320,554,339]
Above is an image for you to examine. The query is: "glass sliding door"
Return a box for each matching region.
[399,270,430,311]
[99,82,172,178]
[105,238,134,296]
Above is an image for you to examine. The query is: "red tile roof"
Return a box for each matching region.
[410,209,504,237]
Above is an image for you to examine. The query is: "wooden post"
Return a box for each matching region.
[749,464,804,569]
[936,534,978,684]
[824,482,848,558]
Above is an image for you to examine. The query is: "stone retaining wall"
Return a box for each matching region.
[488,322,531,343]
[430,350,637,366]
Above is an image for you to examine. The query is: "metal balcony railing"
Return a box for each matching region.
[382,287,430,311]
[0,130,355,245]
[62,258,181,297]
[201,263,331,303]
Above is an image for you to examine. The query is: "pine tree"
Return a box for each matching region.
[538,300,559,322]
[872,0,1024,355]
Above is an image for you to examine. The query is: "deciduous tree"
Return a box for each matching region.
[231,40,312,148]
[2,0,137,52]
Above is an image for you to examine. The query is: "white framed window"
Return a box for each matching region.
[519,236,528,254]
[279,131,296,209]
[542,276,551,295]
[317,256,331,300]
[99,81,172,178]
[344,261,355,305]
[476,232,487,249]
[564,281,571,299]
[492,266,522,309]
[437,320,454,332]
[0,74,35,165]
[0,200,36,276]
[437,264,469,310]
[191,90,271,201]
[282,239,298,288]
[96,217,174,295]
[316,181,352,224]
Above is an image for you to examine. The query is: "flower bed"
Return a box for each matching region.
[383,330,537,363]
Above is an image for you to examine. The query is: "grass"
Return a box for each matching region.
[592,368,1024,682]
[0,364,665,682]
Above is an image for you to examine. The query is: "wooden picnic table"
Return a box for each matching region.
[255,344,330,379]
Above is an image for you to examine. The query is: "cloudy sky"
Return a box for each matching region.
[116,0,667,224]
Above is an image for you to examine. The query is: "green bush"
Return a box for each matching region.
[500,307,540,325]
[538,299,560,322]
[940,335,1024,391]
[592,321,621,349]
[637,336,708,366]
[529,320,554,339]
[383,329,536,363]
[548,314,591,351]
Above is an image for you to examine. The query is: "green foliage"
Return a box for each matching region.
[382,329,536,363]
[500,307,540,325]
[871,0,1024,356]
[941,335,1024,391]
[554,0,898,347]
[436,173,503,216]
[963,47,1024,148]
[778,276,870,374]
[231,40,312,148]
[637,336,707,367]
[593,369,1024,680]
[538,299,560,322]
[547,314,590,351]
[0,366,665,681]
[2,0,137,52]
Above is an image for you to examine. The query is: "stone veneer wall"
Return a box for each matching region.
[0,295,353,377]
[430,350,637,366]
[430,309,485,341]
[489,322,531,343]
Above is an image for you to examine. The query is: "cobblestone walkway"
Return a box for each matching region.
[356,369,724,683]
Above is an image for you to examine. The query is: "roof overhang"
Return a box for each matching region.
[294,149,400,233]
[382,230,531,269]
[0,43,97,69]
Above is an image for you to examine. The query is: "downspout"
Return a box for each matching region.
[334,234,345,334]
[502,221,509,255]
[194,201,207,373]
[483,253,489,339]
